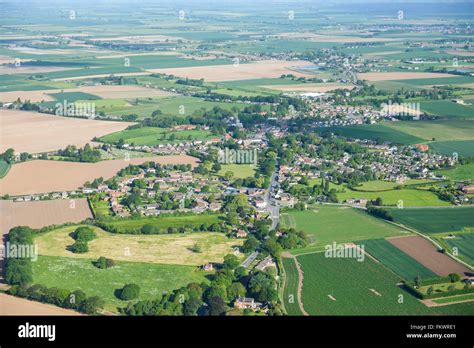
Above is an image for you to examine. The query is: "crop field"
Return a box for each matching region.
[444,233,474,265]
[0,109,134,153]
[358,238,437,280]
[98,127,215,146]
[0,293,80,315]
[0,155,198,196]
[296,252,473,315]
[0,160,11,178]
[383,120,474,142]
[390,207,474,233]
[90,95,251,119]
[428,140,474,158]
[436,162,474,181]
[34,224,241,266]
[388,235,471,276]
[32,255,208,312]
[148,60,313,82]
[217,164,256,179]
[319,124,423,145]
[0,198,92,237]
[420,100,474,119]
[357,72,459,82]
[281,257,304,316]
[280,206,407,254]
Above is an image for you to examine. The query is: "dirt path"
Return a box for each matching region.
[291,255,309,316]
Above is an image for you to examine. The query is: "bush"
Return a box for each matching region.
[449,273,461,283]
[81,296,105,314]
[70,240,89,253]
[73,226,97,242]
[119,283,140,300]
[94,256,115,269]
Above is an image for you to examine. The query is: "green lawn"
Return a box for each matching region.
[297,252,474,315]
[338,187,450,207]
[217,164,256,179]
[98,127,215,146]
[32,255,208,312]
[102,213,223,233]
[358,238,437,280]
[280,206,408,254]
[390,207,474,233]
[282,257,304,316]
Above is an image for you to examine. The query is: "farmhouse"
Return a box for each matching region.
[461,185,474,194]
[234,297,262,311]
[255,255,276,271]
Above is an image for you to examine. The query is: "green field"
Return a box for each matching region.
[420,100,474,119]
[98,127,215,146]
[444,233,474,265]
[49,91,101,103]
[338,187,450,207]
[102,213,223,233]
[358,238,437,280]
[0,160,11,178]
[217,164,256,179]
[318,124,423,145]
[383,120,474,142]
[32,255,207,312]
[428,140,474,158]
[432,293,474,305]
[297,252,474,315]
[436,162,474,181]
[281,257,304,316]
[390,207,474,233]
[280,206,408,254]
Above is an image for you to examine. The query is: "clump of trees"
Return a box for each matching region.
[5,226,34,285]
[57,143,101,163]
[7,285,104,315]
[69,226,96,254]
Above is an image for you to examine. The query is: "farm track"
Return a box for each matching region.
[291,255,309,316]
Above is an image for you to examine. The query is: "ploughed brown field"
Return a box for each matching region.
[148,60,313,81]
[0,110,135,153]
[388,235,471,277]
[0,198,92,236]
[0,293,80,315]
[0,155,198,196]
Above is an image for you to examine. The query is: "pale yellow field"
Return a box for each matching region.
[277,32,396,42]
[0,155,198,196]
[35,225,242,266]
[0,110,135,153]
[357,72,459,81]
[148,60,313,81]
[261,83,353,92]
[0,90,56,102]
[0,198,92,236]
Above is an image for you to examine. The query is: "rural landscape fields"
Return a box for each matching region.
[0,0,473,332]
